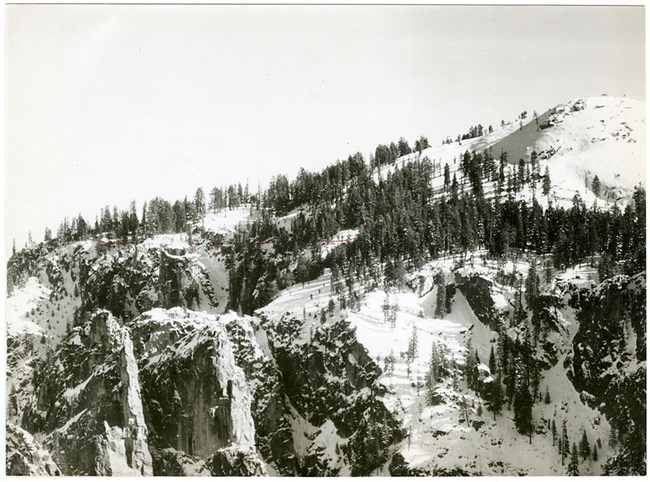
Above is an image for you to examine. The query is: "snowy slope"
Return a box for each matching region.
[258,251,616,475]
[5,95,644,476]
[382,96,644,209]
[526,97,644,204]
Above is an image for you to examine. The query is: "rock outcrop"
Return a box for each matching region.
[22,310,153,475]
[6,423,61,476]
[567,272,646,475]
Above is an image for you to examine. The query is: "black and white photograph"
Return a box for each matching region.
[4,2,646,476]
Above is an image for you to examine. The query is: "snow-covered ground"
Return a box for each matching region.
[375,96,643,211]
[258,250,612,475]
[138,233,193,250]
[320,229,359,258]
[540,97,644,204]
[203,205,259,236]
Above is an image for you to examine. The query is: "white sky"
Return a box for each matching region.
[4,4,645,256]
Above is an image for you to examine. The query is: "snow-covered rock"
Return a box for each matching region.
[6,423,61,476]
[20,310,153,475]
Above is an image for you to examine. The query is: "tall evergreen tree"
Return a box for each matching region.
[426,342,443,402]
[567,443,580,476]
[398,137,412,157]
[406,324,418,364]
[592,175,601,197]
[542,166,552,196]
[464,337,478,390]
[525,259,540,308]
[488,372,504,419]
[434,274,446,319]
[579,429,590,461]
[513,382,534,442]
[195,187,206,219]
[488,345,497,374]
[561,419,570,465]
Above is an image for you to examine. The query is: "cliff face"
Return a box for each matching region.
[129,308,256,464]
[13,305,270,476]
[22,310,153,475]
[6,227,645,476]
[567,272,646,475]
[6,423,61,476]
[222,315,297,475]
[260,314,404,476]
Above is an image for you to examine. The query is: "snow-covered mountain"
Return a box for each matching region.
[5,97,646,476]
[392,95,644,208]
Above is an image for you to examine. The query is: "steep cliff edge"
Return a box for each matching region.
[567,272,646,475]
[21,310,153,475]
[129,308,261,475]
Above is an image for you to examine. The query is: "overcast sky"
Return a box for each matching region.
[5,4,645,255]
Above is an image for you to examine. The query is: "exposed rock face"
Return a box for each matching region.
[9,229,644,476]
[150,448,210,476]
[207,447,267,476]
[6,330,43,427]
[567,273,646,475]
[6,240,217,324]
[129,308,257,473]
[77,244,217,319]
[456,273,502,331]
[223,316,297,475]
[260,314,404,475]
[21,310,153,475]
[6,423,61,476]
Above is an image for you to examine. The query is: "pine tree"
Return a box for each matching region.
[451,173,459,199]
[465,338,478,390]
[592,443,598,461]
[451,359,460,391]
[488,372,503,419]
[561,419,570,465]
[398,137,412,157]
[544,385,551,404]
[129,200,139,235]
[426,343,438,395]
[434,274,446,319]
[552,419,557,446]
[513,382,534,442]
[579,429,590,460]
[488,345,497,374]
[195,187,206,219]
[525,260,540,308]
[542,166,552,196]
[406,324,418,364]
[389,299,398,328]
[518,159,526,189]
[592,175,601,197]
[567,443,580,476]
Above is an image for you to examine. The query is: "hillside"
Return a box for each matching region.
[389,95,644,209]
[5,96,646,476]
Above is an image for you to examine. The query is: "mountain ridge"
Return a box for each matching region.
[5,95,646,476]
